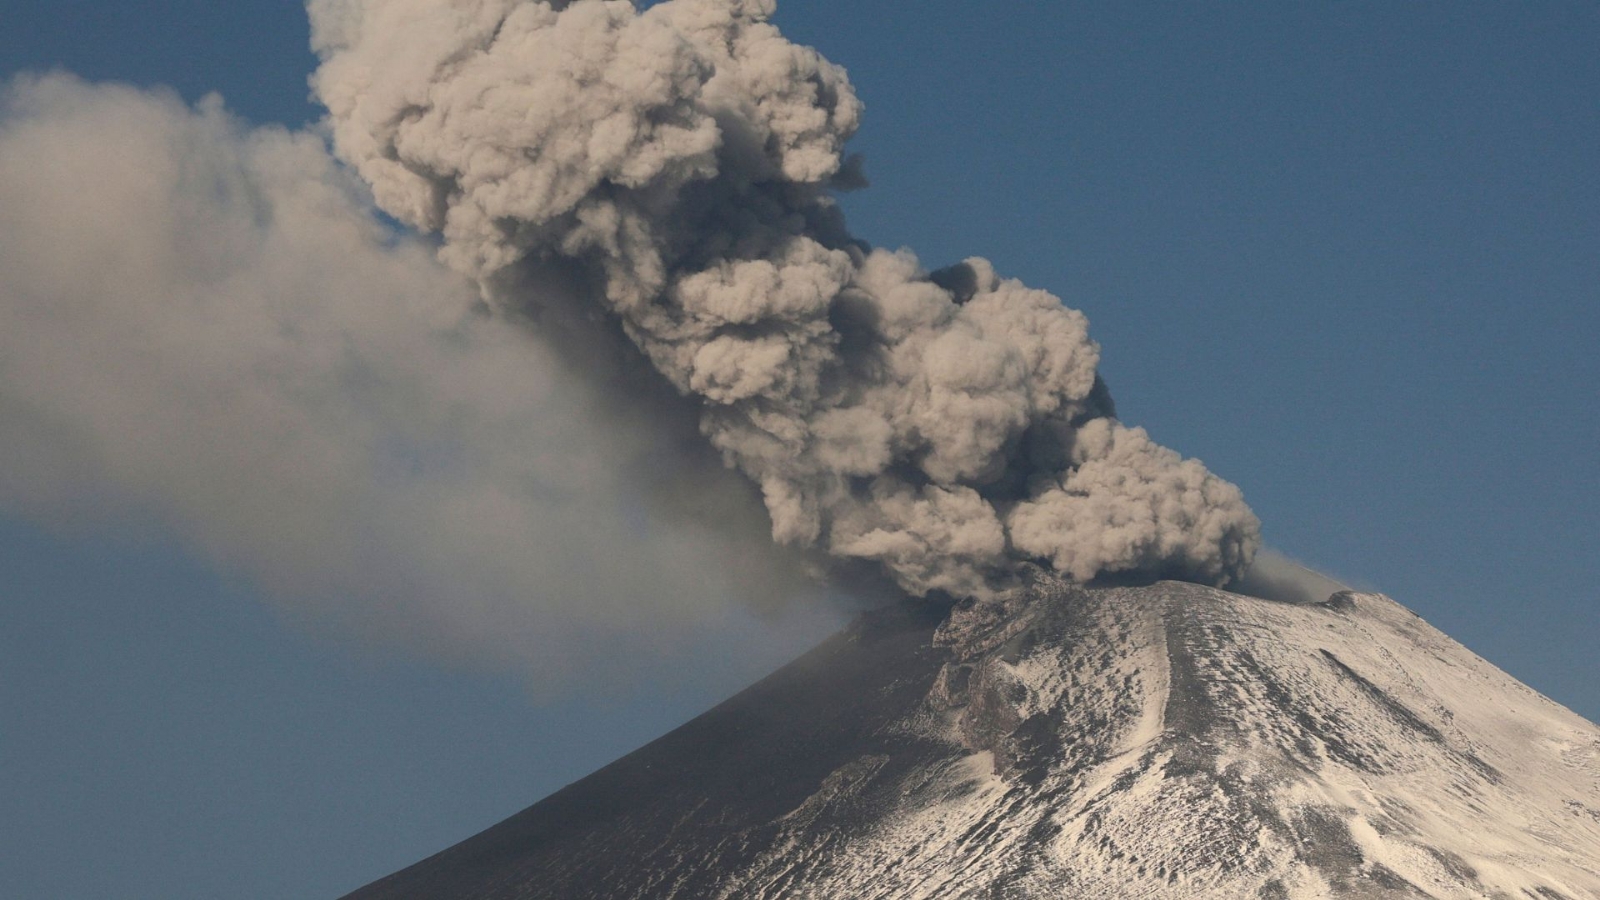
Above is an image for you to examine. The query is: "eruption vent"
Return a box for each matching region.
[310,0,1261,598]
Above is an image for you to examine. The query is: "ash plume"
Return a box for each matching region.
[309,0,1262,597]
[0,73,829,682]
[1232,549,1351,607]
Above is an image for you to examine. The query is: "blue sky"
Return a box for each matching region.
[1,2,1595,898]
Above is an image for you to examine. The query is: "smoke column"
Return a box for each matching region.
[309,0,1262,598]
[0,1,1265,684]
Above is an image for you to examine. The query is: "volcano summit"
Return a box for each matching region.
[343,575,1600,899]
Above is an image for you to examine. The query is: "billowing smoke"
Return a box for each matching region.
[0,72,836,683]
[1,1,1263,686]
[308,0,1261,598]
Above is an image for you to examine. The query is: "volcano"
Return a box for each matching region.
[342,575,1600,899]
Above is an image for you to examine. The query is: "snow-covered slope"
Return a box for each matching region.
[343,576,1600,899]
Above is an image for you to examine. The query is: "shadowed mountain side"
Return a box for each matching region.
[343,577,1600,899]
[341,602,954,899]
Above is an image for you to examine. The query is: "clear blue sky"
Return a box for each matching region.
[1,2,1595,898]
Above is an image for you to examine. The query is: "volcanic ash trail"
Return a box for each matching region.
[309,0,1262,598]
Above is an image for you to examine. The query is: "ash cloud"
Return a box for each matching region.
[1232,549,1351,607]
[0,73,830,682]
[1,1,1262,685]
[308,0,1261,598]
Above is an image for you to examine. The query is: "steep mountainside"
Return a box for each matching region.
[344,576,1600,899]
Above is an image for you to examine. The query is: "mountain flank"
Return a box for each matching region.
[344,575,1600,899]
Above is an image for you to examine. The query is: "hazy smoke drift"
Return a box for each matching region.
[310,0,1262,596]
[1232,550,1351,607]
[0,73,828,681]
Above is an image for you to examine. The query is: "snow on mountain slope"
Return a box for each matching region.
[343,576,1600,899]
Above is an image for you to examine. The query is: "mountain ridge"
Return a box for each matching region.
[343,576,1600,899]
